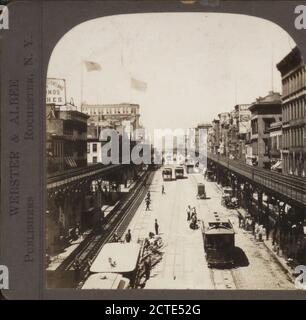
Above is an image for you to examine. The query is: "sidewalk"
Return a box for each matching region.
[262,238,296,283]
[213,182,296,284]
[47,231,91,271]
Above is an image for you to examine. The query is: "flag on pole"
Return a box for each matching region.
[84,60,102,72]
[131,77,147,92]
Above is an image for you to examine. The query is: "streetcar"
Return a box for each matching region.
[174,166,184,179]
[186,163,194,174]
[196,183,206,199]
[201,212,235,267]
[89,242,141,288]
[162,167,173,181]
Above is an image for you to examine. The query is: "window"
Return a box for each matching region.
[93,156,97,163]
[93,143,97,152]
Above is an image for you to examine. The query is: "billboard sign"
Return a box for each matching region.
[46,78,66,105]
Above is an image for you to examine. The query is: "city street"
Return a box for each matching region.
[126,167,294,289]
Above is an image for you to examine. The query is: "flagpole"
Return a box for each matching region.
[80,60,84,113]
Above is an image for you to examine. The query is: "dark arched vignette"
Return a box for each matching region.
[1,0,306,300]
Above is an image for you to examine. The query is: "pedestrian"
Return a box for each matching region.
[238,214,242,228]
[186,205,191,221]
[125,229,132,243]
[191,207,197,219]
[162,184,165,195]
[146,191,151,201]
[73,259,81,284]
[144,256,151,281]
[113,232,119,242]
[251,219,256,235]
[145,198,151,211]
[155,219,159,235]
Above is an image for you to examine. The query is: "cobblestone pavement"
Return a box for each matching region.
[126,168,295,290]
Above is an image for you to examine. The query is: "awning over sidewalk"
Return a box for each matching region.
[271,160,282,170]
[65,156,77,168]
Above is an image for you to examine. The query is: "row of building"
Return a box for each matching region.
[206,46,306,177]
[46,102,142,174]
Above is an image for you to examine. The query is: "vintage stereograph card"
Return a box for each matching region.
[1,0,306,300]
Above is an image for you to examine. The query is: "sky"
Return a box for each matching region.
[47,12,295,131]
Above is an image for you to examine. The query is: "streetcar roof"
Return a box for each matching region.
[201,212,235,235]
[204,227,235,235]
[90,242,141,273]
[81,273,130,289]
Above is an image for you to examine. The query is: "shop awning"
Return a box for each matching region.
[65,157,77,168]
[271,160,282,170]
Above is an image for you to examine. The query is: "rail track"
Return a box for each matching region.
[55,169,155,276]
[189,173,243,290]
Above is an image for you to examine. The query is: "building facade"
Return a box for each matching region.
[46,104,89,173]
[277,46,306,176]
[234,104,251,160]
[218,112,230,156]
[195,123,211,157]
[268,121,283,172]
[249,91,282,168]
[82,103,141,138]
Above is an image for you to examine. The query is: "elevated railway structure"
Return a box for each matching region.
[207,153,306,209]
[46,161,146,265]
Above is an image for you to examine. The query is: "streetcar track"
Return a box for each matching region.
[189,173,238,289]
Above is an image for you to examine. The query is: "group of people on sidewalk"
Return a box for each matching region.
[238,213,268,242]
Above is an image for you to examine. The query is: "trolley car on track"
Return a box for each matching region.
[174,166,184,179]
[201,212,235,267]
[162,167,173,181]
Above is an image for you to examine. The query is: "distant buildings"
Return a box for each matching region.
[277,46,306,176]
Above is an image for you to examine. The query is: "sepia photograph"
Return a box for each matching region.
[44,12,306,291]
